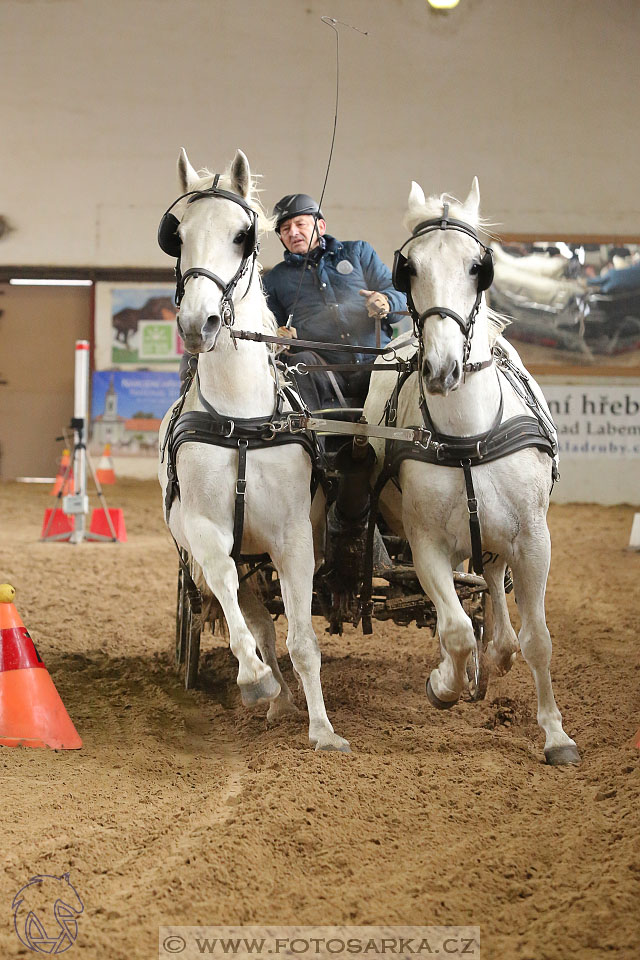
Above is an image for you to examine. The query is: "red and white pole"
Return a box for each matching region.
[68,340,90,543]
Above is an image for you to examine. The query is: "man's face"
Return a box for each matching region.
[279,215,326,254]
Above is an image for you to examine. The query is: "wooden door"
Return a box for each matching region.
[0,284,92,478]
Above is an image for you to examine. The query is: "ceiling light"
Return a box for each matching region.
[9,278,93,286]
[427,0,460,9]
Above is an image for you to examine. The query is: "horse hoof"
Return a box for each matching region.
[315,736,351,754]
[545,743,581,766]
[239,672,281,707]
[266,698,300,723]
[426,678,458,710]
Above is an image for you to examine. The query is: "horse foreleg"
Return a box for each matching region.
[482,560,519,676]
[237,581,299,721]
[511,531,580,765]
[413,541,476,706]
[184,519,280,706]
[273,534,350,752]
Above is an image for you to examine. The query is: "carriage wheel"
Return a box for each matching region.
[183,596,202,691]
[466,591,492,702]
[175,566,187,668]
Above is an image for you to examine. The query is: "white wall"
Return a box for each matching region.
[2,0,640,270]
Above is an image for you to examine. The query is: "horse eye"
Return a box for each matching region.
[233,231,247,245]
[470,262,481,275]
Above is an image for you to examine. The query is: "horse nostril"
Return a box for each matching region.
[202,315,221,338]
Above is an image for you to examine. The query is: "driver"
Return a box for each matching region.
[263,193,406,409]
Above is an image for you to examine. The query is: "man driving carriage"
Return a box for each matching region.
[264,193,407,410]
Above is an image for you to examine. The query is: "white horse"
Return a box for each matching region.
[364,177,580,765]
[158,148,349,752]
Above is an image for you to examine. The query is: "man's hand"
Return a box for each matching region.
[359,289,390,319]
[277,325,297,339]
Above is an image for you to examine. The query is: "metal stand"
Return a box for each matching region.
[41,339,119,544]
[40,426,119,543]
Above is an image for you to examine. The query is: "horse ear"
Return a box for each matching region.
[178,148,198,193]
[230,149,251,199]
[464,176,481,216]
[408,180,426,215]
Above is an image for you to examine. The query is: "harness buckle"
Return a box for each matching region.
[289,363,309,376]
[436,444,447,461]
[235,477,247,497]
[223,419,235,438]
[287,413,307,433]
[263,423,277,441]
[476,439,488,459]
[415,428,432,449]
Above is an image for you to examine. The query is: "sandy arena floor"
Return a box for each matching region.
[0,479,638,960]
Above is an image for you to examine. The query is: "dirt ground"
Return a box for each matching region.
[0,479,638,960]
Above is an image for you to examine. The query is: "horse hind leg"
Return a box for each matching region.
[481,559,519,676]
[185,519,280,706]
[510,533,580,765]
[237,581,299,722]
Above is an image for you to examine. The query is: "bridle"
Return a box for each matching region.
[392,202,495,371]
[157,173,260,326]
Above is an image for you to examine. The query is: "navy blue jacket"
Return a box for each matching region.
[263,236,406,363]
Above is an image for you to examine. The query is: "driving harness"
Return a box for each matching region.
[161,364,319,563]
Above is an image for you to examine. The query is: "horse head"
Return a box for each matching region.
[160,148,264,355]
[399,177,492,395]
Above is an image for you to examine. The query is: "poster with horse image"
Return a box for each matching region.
[90,370,180,457]
[94,281,183,370]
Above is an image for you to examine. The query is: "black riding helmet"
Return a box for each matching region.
[273,194,323,232]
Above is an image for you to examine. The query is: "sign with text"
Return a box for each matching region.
[542,384,640,457]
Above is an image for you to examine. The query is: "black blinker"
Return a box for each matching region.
[158,213,181,259]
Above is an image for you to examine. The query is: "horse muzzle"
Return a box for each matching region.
[177,313,222,354]
[421,356,461,396]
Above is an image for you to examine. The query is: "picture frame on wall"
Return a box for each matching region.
[490,238,640,377]
[94,281,182,371]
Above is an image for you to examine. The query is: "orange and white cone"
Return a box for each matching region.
[50,449,74,496]
[95,443,116,485]
[0,584,82,749]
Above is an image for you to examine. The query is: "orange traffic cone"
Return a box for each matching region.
[95,443,116,485]
[0,584,82,749]
[50,449,74,496]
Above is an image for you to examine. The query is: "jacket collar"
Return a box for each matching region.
[283,235,342,266]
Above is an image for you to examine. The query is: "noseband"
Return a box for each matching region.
[157,173,260,325]
[392,203,494,369]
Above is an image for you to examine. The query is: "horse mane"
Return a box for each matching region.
[403,190,494,236]
[189,165,275,236]
[188,165,278,337]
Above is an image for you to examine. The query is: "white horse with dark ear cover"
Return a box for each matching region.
[364,177,579,765]
[158,148,349,752]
